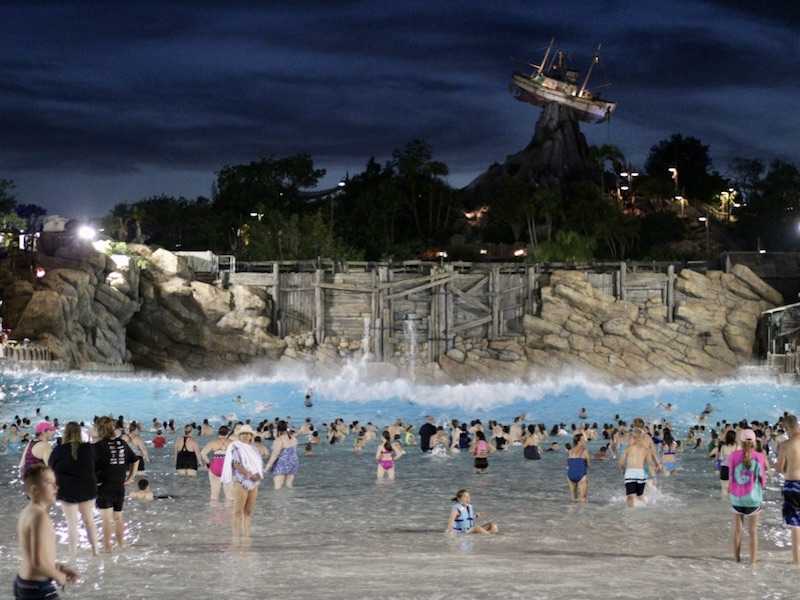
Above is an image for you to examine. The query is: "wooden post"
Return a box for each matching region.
[490,266,501,339]
[429,270,437,362]
[380,266,392,361]
[619,262,627,300]
[666,264,675,323]
[272,262,282,338]
[314,269,325,344]
[444,266,454,351]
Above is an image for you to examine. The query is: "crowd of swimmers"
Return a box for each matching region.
[8,405,800,597]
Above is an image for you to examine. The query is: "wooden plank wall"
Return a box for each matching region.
[228,262,680,359]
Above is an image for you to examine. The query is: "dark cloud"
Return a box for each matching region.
[1,0,799,218]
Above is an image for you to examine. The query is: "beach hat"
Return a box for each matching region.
[739,428,756,442]
[238,424,255,435]
[35,422,56,435]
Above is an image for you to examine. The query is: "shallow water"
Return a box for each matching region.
[1,367,800,599]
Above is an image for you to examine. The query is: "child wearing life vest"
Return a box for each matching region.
[446,489,498,534]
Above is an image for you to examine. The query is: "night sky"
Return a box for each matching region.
[2,1,799,220]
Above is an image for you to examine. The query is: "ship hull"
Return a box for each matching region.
[509,72,616,124]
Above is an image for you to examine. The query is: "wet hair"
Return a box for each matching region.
[138,479,149,490]
[452,488,469,502]
[184,424,193,435]
[277,420,292,439]
[63,422,83,460]
[742,440,754,469]
[218,425,229,436]
[573,433,584,445]
[663,428,674,446]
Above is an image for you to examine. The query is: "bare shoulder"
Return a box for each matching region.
[19,502,49,534]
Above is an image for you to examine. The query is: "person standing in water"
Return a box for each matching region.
[174,424,202,476]
[618,427,657,507]
[375,430,405,480]
[121,421,150,476]
[418,416,437,453]
[20,422,56,471]
[15,464,78,599]
[93,416,138,553]
[660,428,678,476]
[469,431,494,474]
[221,425,264,538]
[446,489,498,534]
[567,433,590,502]
[200,425,233,501]
[728,428,766,564]
[48,421,99,559]
[777,413,800,564]
[264,420,299,489]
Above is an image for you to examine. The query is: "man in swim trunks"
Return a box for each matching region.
[618,427,657,508]
[777,413,800,563]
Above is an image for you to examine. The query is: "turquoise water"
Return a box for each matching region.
[0,365,793,434]
[2,364,800,599]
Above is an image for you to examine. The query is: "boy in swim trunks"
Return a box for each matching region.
[618,428,657,508]
[777,413,800,563]
[15,464,78,599]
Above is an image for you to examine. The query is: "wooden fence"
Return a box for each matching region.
[226,261,685,362]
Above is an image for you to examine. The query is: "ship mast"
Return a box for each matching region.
[579,44,601,96]
[535,37,555,76]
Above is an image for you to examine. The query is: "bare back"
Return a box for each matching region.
[778,432,800,480]
[620,442,652,470]
[17,504,57,582]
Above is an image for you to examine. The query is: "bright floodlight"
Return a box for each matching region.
[77,225,96,240]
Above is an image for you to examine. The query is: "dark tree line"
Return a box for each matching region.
[3,133,798,262]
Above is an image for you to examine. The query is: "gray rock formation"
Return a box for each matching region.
[464,102,588,196]
[431,265,781,385]
[0,234,285,376]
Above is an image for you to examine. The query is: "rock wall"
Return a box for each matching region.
[124,245,285,376]
[0,232,782,383]
[435,265,781,384]
[0,235,139,367]
[0,235,285,376]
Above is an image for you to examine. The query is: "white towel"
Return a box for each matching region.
[221,441,264,484]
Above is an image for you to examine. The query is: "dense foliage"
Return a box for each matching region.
[3,132,798,261]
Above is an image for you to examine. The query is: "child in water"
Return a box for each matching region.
[15,465,79,596]
[446,489,498,534]
[130,479,154,501]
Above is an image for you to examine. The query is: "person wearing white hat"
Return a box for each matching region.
[221,424,264,537]
[728,428,767,564]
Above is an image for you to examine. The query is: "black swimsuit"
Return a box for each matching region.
[176,436,198,470]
